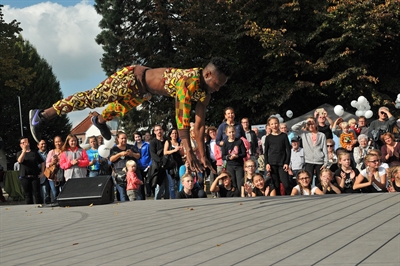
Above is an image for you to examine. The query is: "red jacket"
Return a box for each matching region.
[126,171,142,190]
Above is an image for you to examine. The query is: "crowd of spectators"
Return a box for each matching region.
[10,106,400,204]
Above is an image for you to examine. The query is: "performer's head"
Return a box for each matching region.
[203,57,231,93]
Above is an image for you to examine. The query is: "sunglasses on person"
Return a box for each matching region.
[327,144,334,147]
[368,160,380,163]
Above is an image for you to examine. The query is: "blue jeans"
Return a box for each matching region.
[89,170,100,177]
[49,180,59,200]
[115,184,128,201]
[40,179,51,204]
[135,171,144,200]
[154,175,169,200]
[166,171,176,199]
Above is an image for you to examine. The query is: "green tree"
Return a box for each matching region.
[0,37,71,167]
[245,0,400,117]
[0,5,34,90]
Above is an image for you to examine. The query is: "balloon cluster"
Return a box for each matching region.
[350,96,373,119]
[97,136,115,158]
[395,93,400,109]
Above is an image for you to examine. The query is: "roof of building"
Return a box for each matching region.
[70,115,92,135]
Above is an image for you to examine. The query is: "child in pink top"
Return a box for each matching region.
[125,160,143,201]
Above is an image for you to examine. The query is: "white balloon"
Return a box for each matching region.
[278,117,284,123]
[334,105,344,116]
[286,110,293,118]
[364,110,373,119]
[396,102,400,109]
[397,94,400,102]
[104,136,116,149]
[358,105,366,111]
[358,96,366,105]
[275,113,281,117]
[365,103,371,110]
[98,145,110,158]
[350,100,358,108]
[356,110,365,117]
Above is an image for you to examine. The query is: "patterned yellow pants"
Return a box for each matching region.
[53,66,147,121]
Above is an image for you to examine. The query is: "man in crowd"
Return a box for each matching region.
[241,117,258,162]
[368,107,397,149]
[37,139,50,204]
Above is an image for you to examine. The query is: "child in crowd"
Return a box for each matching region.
[318,169,341,194]
[210,171,240,197]
[125,160,143,201]
[339,122,357,149]
[59,134,90,181]
[264,116,291,195]
[221,125,246,190]
[177,173,198,199]
[348,118,361,136]
[291,170,324,196]
[242,159,257,197]
[353,154,387,193]
[335,152,360,193]
[387,166,400,192]
[250,173,276,197]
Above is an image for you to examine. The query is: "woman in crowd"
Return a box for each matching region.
[387,165,400,192]
[59,134,90,181]
[380,132,400,167]
[134,131,152,198]
[335,151,360,193]
[45,135,65,199]
[17,137,44,204]
[216,107,245,146]
[264,116,291,195]
[221,125,246,190]
[164,128,184,199]
[242,159,256,197]
[353,153,387,193]
[291,170,324,196]
[210,171,240,197]
[110,131,140,201]
[353,134,371,172]
[250,173,276,197]
[292,117,328,187]
[326,139,338,172]
[368,149,389,169]
[318,168,341,194]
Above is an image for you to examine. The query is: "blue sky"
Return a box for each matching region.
[2,0,105,127]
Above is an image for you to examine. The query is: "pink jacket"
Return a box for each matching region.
[59,147,90,180]
[213,143,223,166]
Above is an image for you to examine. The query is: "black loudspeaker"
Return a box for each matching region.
[58,175,114,207]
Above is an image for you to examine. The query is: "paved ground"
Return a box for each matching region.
[0,193,399,265]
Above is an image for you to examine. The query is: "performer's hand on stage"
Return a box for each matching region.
[202,156,216,174]
[186,149,204,173]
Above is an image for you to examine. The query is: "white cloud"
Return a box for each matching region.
[3,1,107,127]
[3,2,103,80]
